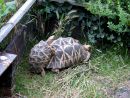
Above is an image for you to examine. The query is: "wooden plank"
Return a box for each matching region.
[0,64,15,97]
[0,26,27,97]
[0,0,36,43]
[0,53,17,76]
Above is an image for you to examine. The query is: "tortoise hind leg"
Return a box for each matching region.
[41,69,45,76]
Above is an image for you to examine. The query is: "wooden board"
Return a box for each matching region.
[0,53,17,76]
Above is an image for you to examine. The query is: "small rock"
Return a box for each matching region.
[114,81,130,98]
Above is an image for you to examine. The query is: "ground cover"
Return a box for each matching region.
[15,45,130,98]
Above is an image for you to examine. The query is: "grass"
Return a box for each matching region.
[15,45,130,98]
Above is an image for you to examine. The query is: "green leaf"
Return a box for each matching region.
[109,34,114,40]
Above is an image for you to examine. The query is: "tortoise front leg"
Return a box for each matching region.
[40,66,45,77]
[51,68,60,74]
[46,35,56,45]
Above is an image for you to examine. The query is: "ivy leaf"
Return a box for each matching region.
[92,25,97,30]
[101,33,105,38]
[45,6,51,13]
[109,34,114,40]
[87,21,91,27]
[117,37,121,41]
[6,1,15,10]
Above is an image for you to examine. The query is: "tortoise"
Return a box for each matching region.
[29,36,55,76]
[29,36,91,75]
[46,37,91,73]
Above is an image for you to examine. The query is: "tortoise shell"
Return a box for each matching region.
[46,37,91,72]
[29,40,52,74]
[50,37,79,46]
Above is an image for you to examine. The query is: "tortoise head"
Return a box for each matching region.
[46,35,56,45]
[29,63,43,74]
[82,44,91,62]
[83,45,91,52]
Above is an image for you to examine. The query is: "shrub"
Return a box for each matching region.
[83,0,130,33]
[0,0,16,50]
[32,0,130,46]
[0,0,16,27]
[83,0,130,45]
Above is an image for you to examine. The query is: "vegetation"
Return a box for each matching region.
[0,0,16,50]
[0,0,16,27]
[32,0,130,46]
[83,0,130,45]
[84,0,130,32]
[15,45,130,98]
[0,0,130,98]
